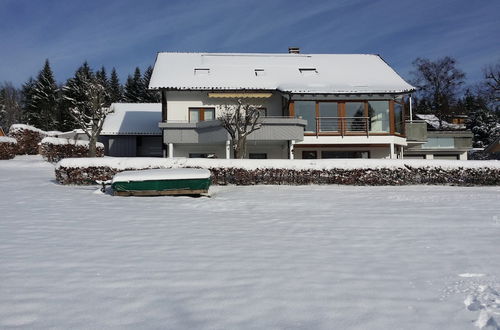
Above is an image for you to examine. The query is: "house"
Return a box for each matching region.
[147,49,416,159]
[403,114,473,160]
[99,103,162,157]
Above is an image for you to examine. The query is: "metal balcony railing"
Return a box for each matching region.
[315,117,370,137]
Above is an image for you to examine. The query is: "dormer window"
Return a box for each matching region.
[194,68,210,75]
[299,68,318,76]
[254,69,265,76]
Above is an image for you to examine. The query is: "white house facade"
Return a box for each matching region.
[146,50,417,159]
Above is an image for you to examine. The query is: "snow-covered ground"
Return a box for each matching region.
[1,156,499,329]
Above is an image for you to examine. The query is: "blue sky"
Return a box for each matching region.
[1,0,499,87]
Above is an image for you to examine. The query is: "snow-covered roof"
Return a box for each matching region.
[101,103,161,135]
[415,114,463,130]
[149,52,415,94]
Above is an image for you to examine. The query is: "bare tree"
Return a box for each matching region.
[410,57,465,128]
[63,73,113,157]
[481,62,500,111]
[218,99,263,159]
[0,82,22,132]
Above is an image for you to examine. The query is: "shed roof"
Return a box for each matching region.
[149,52,415,94]
[101,103,161,135]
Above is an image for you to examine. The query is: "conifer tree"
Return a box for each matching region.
[59,61,94,130]
[123,67,145,102]
[142,65,161,102]
[27,59,59,130]
[109,68,123,103]
[21,77,36,123]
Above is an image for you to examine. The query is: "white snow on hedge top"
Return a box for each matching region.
[46,131,63,137]
[56,156,500,171]
[149,52,415,94]
[41,137,104,148]
[9,124,46,134]
[112,168,211,183]
[0,136,17,144]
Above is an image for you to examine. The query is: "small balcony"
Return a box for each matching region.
[159,117,307,144]
[405,120,427,143]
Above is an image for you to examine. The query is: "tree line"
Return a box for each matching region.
[0,60,160,132]
[0,56,499,148]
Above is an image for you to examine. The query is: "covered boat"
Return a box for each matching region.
[111,168,211,196]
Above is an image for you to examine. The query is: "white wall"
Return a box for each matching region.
[166,91,283,122]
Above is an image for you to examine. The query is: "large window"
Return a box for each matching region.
[422,137,455,149]
[321,151,369,159]
[189,108,215,123]
[345,102,366,131]
[294,101,316,132]
[394,102,403,134]
[318,102,338,132]
[368,101,389,132]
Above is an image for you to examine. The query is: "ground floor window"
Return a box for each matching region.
[189,153,209,158]
[433,154,459,160]
[321,151,369,159]
[302,151,318,159]
[249,153,267,159]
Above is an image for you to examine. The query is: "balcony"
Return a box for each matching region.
[159,117,307,144]
[405,120,427,143]
[315,117,370,137]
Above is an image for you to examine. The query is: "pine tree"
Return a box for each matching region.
[63,71,113,157]
[466,107,500,148]
[109,68,123,103]
[58,61,94,131]
[142,65,160,102]
[0,82,22,132]
[20,77,36,123]
[27,59,59,130]
[123,67,145,102]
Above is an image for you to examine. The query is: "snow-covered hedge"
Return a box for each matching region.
[40,137,104,163]
[55,157,500,186]
[0,136,18,160]
[8,124,47,155]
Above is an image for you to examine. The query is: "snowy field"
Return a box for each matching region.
[1,156,499,330]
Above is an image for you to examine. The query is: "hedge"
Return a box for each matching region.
[40,137,104,163]
[0,137,18,160]
[55,159,500,186]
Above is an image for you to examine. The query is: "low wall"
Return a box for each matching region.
[55,157,500,186]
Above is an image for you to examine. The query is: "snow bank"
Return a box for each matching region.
[112,168,211,183]
[8,123,46,135]
[55,157,500,186]
[41,137,104,148]
[0,136,17,144]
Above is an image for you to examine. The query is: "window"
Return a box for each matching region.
[422,137,455,149]
[189,153,209,158]
[394,102,403,133]
[254,69,265,76]
[321,151,369,159]
[302,151,317,159]
[257,107,267,117]
[294,101,316,132]
[318,102,338,132]
[194,68,210,75]
[299,68,318,76]
[368,101,390,133]
[189,108,215,123]
[249,153,267,159]
[345,102,366,132]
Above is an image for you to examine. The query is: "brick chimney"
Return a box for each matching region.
[288,47,300,54]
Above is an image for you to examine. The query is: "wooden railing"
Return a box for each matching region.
[315,117,370,137]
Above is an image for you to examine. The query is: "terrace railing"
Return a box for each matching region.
[315,117,370,137]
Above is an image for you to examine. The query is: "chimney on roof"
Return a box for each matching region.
[288,47,300,54]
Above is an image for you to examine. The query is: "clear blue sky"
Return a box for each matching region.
[1,0,499,87]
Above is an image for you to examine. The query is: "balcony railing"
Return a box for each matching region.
[315,117,370,137]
